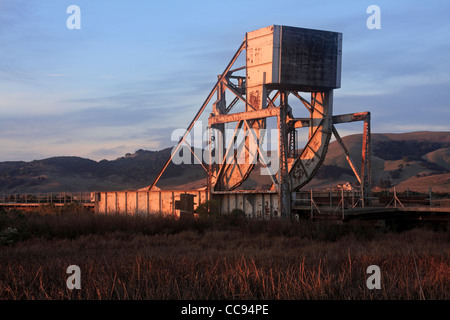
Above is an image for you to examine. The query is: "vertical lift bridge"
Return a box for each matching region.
[148,25,371,219]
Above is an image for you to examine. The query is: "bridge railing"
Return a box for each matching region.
[0,192,93,204]
[293,187,450,210]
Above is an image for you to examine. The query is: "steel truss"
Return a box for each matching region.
[148,39,371,218]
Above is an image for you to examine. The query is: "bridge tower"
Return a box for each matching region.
[149,25,371,219]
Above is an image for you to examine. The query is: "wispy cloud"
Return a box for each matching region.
[0,0,449,162]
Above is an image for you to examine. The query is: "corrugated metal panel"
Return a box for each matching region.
[95,190,208,216]
[95,190,281,219]
[215,192,279,219]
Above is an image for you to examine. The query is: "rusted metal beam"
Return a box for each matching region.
[226,96,240,113]
[213,120,244,188]
[180,140,209,173]
[211,190,277,194]
[266,91,281,109]
[243,120,279,187]
[222,79,256,111]
[331,125,362,184]
[292,118,311,127]
[361,113,371,206]
[332,111,370,124]
[278,92,291,219]
[292,117,324,165]
[209,107,280,125]
[291,91,312,113]
[332,111,371,205]
[290,91,333,192]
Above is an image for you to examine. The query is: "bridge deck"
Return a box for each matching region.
[0,202,94,211]
[293,205,450,222]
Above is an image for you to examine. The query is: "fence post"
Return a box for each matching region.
[352,189,355,207]
[394,187,397,209]
[329,188,332,207]
[429,187,432,207]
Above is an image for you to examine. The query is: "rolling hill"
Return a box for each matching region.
[0,131,449,194]
[0,149,193,193]
[308,131,450,192]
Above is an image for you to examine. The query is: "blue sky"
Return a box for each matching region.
[1,0,449,161]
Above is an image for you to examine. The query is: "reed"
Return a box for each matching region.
[0,208,448,300]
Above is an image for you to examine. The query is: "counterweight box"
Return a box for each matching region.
[246,25,342,92]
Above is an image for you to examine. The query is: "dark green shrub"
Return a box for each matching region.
[0,227,21,245]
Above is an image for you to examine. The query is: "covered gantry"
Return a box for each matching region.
[145,25,372,219]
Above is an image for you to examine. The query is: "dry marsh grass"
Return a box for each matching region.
[0,207,449,300]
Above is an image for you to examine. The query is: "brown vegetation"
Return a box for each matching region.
[0,206,449,300]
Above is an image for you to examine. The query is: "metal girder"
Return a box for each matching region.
[211,120,244,190]
[333,111,371,205]
[332,125,362,184]
[146,25,371,218]
[277,92,292,218]
[361,112,372,205]
[289,91,333,191]
[332,112,369,124]
[209,107,280,125]
[243,120,279,188]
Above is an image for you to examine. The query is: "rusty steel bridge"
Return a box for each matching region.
[2,25,449,224]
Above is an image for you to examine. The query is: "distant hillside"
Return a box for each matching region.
[308,131,450,192]
[0,131,449,194]
[0,149,202,193]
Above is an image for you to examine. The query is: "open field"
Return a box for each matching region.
[0,206,449,300]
